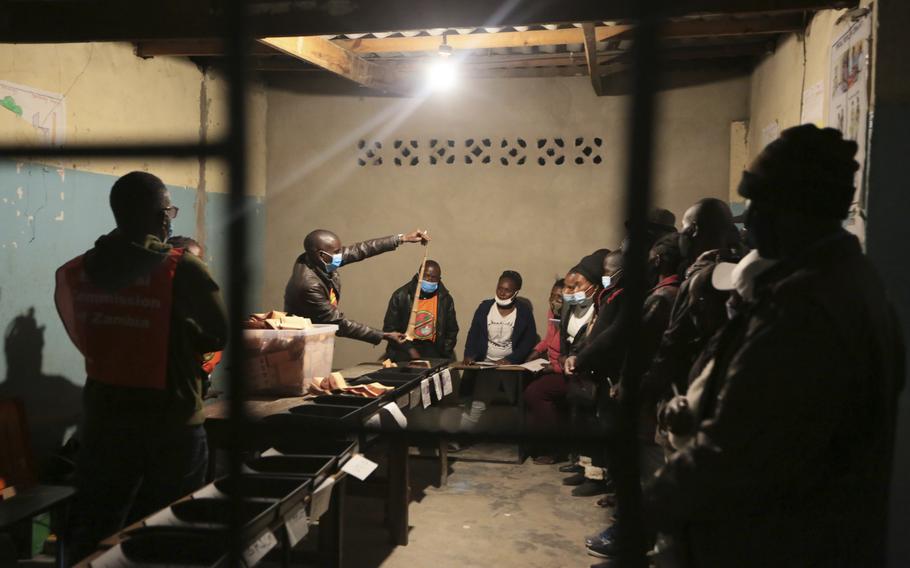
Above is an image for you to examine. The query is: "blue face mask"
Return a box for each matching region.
[420,280,438,294]
[321,251,343,272]
[562,293,575,305]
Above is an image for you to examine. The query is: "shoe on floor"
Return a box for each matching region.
[596,494,616,508]
[585,525,616,548]
[533,455,558,465]
[572,479,610,497]
[562,472,586,486]
[586,529,623,559]
[559,463,583,474]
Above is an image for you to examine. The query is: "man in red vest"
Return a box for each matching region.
[56,172,228,560]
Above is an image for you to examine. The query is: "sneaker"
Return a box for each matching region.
[585,525,616,548]
[596,494,616,508]
[572,479,610,497]
[586,529,623,559]
[558,463,583,474]
[562,473,586,486]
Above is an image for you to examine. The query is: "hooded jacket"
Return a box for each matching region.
[78,231,228,427]
[284,236,399,344]
[644,231,905,567]
[382,275,459,360]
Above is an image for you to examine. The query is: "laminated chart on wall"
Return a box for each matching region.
[0,80,66,146]
[829,14,872,244]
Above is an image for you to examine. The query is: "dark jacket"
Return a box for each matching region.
[382,276,459,360]
[464,299,537,364]
[80,232,228,427]
[573,286,626,376]
[644,231,905,567]
[284,236,399,344]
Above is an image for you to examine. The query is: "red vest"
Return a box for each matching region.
[54,249,183,390]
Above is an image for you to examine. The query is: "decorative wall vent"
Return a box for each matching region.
[357,136,603,167]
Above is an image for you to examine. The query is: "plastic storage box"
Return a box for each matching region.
[243,324,339,395]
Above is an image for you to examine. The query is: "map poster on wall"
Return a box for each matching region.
[829,14,872,244]
[0,80,66,146]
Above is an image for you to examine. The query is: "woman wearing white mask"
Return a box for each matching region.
[460,271,537,431]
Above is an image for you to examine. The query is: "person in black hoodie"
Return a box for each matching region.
[55,172,228,561]
[382,260,459,362]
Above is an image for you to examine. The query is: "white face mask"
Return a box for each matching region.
[602,275,612,288]
[495,292,518,307]
[732,250,778,302]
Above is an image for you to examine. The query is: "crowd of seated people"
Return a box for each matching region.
[381,124,904,567]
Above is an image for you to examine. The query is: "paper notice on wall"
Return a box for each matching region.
[441,368,453,395]
[829,14,872,245]
[0,80,66,146]
[801,81,825,126]
[761,120,780,149]
[432,373,443,400]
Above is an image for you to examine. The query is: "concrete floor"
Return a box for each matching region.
[342,452,611,567]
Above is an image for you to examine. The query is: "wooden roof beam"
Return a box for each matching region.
[258,36,410,94]
[582,23,604,96]
[136,40,278,57]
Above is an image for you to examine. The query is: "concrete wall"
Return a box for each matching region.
[264,74,750,368]
[0,42,267,462]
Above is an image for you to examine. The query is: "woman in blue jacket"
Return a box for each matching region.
[460,270,537,430]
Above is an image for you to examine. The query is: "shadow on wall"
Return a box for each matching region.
[0,307,82,478]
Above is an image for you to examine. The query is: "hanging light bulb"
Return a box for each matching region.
[427,33,457,92]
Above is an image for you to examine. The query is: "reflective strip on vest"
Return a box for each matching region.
[54,249,182,390]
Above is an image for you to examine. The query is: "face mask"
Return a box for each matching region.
[495,292,517,307]
[420,280,438,294]
[562,293,575,305]
[602,275,612,288]
[320,251,343,272]
[572,286,594,307]
[732,249,778,302]
[678,229,694,260]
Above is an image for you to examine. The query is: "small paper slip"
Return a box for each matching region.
[192,483,224,499]
[441,368,453,395]
[309,477,335,521]
[520,358,549,372]
[420,378,431,408]
[432,373,443,400]
[382,402,408,429]
[89,544,131,568]
[143,507,181,527]
[341,453,379,481]
[409,389,420,409]
[284,503,310,547]
[261,447,283,457]
[243,530,278,567]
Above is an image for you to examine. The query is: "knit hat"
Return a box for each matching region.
[571,249,610,284]
[739,124,859,220]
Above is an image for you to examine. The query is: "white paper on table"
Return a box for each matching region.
[192,484,225,499]
[471,361,498,367]
[432,373,443,399]
[441,368,453,395]
[243,530,278,567]
[381,401,408,429]
[518,358,549,372]
[341,453,379,481]
[309,477,335,520]
[261,447,283,457]
[420,379,431,408]
[284,503,310,547]
[89,544,131,568]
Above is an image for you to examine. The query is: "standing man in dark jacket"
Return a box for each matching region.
[382,260,459,361]
[55,172,228,561]
[284,228,429,347]
[644,125,905,567]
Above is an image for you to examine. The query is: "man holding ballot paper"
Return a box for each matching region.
[284,228,430,346]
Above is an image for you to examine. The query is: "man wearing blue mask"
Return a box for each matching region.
[382,260,459,362]
[284,228,429,346]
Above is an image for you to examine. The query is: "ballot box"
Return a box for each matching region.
[243,324,338,395]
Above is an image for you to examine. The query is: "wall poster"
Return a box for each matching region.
[829,14,872,244]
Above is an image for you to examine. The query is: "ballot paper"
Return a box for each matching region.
[432,373,443,400]
[441,368,453,395]
[409,389,420,409]
[420,378,431,408]
[519,358,550,372]
[192,483,225,499]
[341,454,379,481]
[309,477,335,521]
[284,503,310,547]
[143,507,183,527]
[243,531,278,567]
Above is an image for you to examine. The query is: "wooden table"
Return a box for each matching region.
[0,484,74,568]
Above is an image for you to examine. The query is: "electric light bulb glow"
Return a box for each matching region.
[426,59,457,92]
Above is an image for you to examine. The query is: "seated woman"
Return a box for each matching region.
[460,270,537,430]
[526,278,566,373]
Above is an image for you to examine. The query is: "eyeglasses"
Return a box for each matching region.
[161,206,179,220]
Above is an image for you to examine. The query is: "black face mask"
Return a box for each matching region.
[678,229,695,261]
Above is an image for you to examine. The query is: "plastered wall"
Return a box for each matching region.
[264,74,750,368]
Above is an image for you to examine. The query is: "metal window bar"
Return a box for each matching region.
[1,0,662,565]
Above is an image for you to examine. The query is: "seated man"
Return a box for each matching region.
[382,260,459,362]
